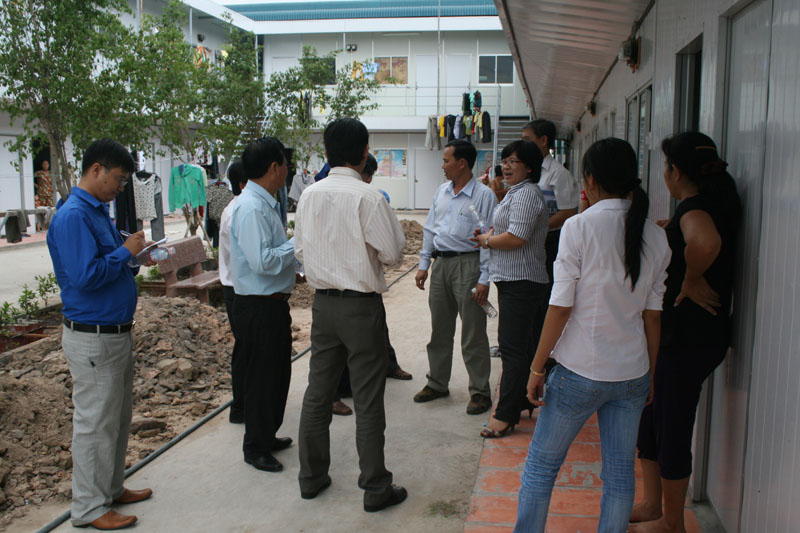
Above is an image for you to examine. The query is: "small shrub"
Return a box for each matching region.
[18,284,40,319]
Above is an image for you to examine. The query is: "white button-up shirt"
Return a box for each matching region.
[218,196,238,287]
[539,154,579,229]
[549,199,671,382]
[294,166,405,293]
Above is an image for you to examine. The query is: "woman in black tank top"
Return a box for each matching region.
[630,132,741,532]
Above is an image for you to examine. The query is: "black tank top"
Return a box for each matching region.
[661,195,739,347]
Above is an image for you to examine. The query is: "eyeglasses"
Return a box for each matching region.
[501,158,523,166]
[101,164,130,186]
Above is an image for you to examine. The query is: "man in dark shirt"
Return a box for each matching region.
[47,139,153,531]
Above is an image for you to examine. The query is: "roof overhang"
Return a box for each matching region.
[495,0,652,135]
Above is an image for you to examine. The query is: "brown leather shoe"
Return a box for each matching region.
[332,400,353,416]
[113,487,153,504]
[387,368,413,380]
[413,385,449,403]
[78,510,137,530]
[466,394,492,415]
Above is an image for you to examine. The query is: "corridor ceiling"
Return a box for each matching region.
[495,0,652,135]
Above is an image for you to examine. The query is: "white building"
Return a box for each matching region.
[0,0,530,229]
[498,0,800,530]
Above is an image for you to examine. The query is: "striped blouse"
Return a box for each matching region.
[488,181,549,283]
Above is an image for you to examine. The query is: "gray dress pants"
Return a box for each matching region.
[298,292,394,506]
[62,327,133,525]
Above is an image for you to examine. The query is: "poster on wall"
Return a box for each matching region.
[373,149,407,179]
[475,150,501,178]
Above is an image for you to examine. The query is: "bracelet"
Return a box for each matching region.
[531,368,545,377]
[485,236,492,249]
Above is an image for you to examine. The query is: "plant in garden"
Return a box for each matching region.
[35,273,59,306]
[18,284,40,320]
[0,302,21,336]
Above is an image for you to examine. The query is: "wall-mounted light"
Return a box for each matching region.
[576,120,582,133]
[619,36,640,72]
[346,44,358,52]
[197,33,206,43]
[586,101,597,117]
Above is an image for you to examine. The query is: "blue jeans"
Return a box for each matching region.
[514,364,650,533]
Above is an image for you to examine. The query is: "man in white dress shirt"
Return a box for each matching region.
[522,119,580,293]
[218,159,246,424]
[295,118,408,512]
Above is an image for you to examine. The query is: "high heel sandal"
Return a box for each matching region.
[480,422,515,438]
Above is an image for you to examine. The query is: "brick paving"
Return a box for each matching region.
[464,412,703,532]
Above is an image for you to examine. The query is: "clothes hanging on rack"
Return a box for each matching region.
[438,115,446,137]
[481,111,493,143]
[169,164,207,211]
[471,90,482,111]
[463,115,474,139]
[445,115,457,141]
[425,115,442,150]
[462,93,472,116]
[134,171,165,241]
[454,115,464,139]
[206,180,234,224]
[133,173,157,221]
[114,179,137,234]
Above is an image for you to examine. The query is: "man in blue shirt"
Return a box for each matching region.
[230,137,297,473]
[47,139,153,530]
[414,139,497,415]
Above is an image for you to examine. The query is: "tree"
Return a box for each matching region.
[263,47,381,171]
[0,0,147,199]
[204,22,266,161]
[132,0,213,162]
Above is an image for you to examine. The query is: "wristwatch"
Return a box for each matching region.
[485,236,492,249]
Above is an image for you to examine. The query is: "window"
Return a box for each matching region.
[374,56,408,84]
[479,55,513,84]
[625,85,652,191]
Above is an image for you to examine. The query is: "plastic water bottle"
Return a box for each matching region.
[468,204,488,233]
[295,260,305,278]
[471,287,498,318]
[131,246,176,267]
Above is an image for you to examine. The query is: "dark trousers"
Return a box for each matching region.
[298,293,393,505]
[637,342,727,479]
[335,307,400,401]
[223,286,244,419]
[494,280,548,425]
[545,230,560,295]
[232,294,292,456]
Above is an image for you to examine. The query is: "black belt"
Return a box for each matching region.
[315,289,378,298]
[239,293,291,301]
[432,250,479,258]
[63,318,134,334]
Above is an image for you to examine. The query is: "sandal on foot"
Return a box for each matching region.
[480,422,515,438]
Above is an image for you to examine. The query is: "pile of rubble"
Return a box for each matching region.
[0,296,238,526]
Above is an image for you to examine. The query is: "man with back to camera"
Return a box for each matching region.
[229,137,297,473]
[522,119,579,292]
[47,139,153,530]
[414,139,497,415]
[295,118,408,512]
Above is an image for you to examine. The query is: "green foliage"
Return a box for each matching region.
[0,301,21,336]
[34,273,58,307]
[0,0,143,198]
[17,284,40,319]
[204,22,265,160]
[134,274,144,294]
[146,265,163,281]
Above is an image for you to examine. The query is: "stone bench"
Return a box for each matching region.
[158,236,220,304]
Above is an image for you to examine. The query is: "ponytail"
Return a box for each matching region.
[582,137,648,290]
[625,186,649,289]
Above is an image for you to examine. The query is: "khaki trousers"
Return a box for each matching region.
[425,253,491,397]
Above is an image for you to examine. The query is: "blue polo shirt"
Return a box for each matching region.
[47,187,138,325]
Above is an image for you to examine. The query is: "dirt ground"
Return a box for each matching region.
[0,219,423,530]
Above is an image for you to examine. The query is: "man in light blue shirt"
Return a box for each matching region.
[230,137,297,473]
[414,140,497,415]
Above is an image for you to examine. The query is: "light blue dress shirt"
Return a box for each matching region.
[230,182,296,296]
[419,178,497,286]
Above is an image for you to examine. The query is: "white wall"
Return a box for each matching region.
[569,1,800,531]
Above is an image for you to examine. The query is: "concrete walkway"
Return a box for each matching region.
[31,263,502,533]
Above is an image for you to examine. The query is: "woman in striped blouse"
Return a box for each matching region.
[473,140,550,438]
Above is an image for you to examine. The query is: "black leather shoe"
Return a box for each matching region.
[271,437,293,451]
[364,485,408,512]
[244,453,283,472]
[466,393,492,415]
[300,476,332,500]
[229,409,244,424]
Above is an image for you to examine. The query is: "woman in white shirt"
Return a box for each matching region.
[513,138,671,533]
